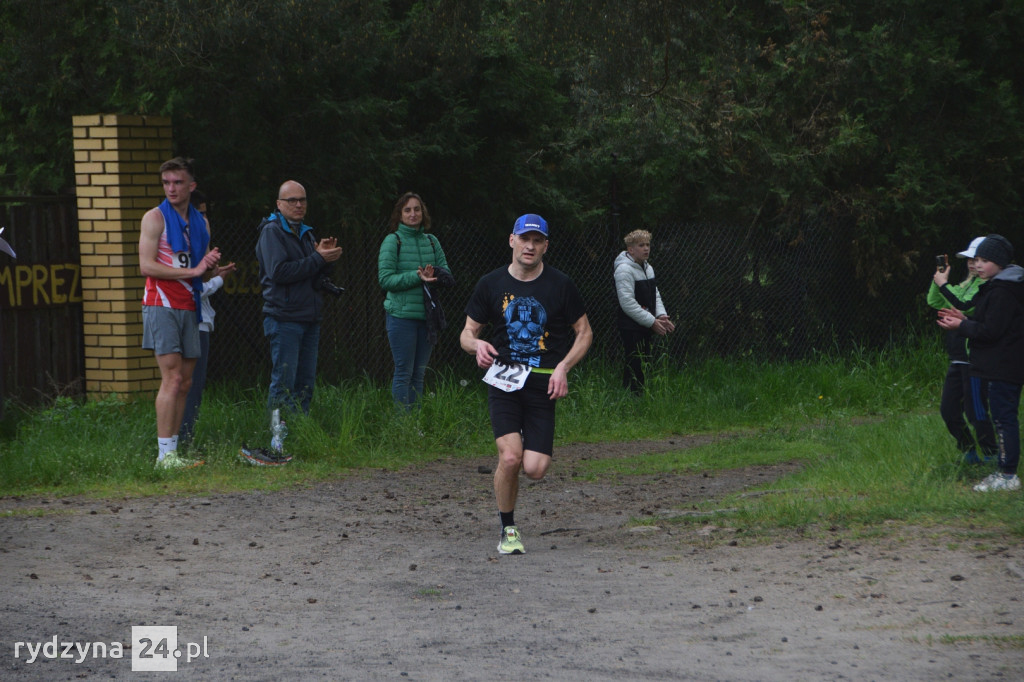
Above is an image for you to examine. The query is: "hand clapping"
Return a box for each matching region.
[317,237,342,262]
[417,264,438,283]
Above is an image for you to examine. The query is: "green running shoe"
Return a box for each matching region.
[498,525,525,555]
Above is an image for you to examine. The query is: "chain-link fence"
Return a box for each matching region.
[205,214,925,388]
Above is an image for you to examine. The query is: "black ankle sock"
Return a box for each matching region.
[499,510,515,530]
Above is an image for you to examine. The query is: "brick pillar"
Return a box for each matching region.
[72,114,173,397]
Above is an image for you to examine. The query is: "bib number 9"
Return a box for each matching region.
[174,251,191,269]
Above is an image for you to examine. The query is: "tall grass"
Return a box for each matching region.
[1,338,1021,538]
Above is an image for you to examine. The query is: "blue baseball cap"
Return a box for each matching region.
[512,214,548,237]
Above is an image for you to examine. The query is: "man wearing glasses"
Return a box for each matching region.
[256,180,342,420]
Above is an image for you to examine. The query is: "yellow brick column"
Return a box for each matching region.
[72,114,173,397]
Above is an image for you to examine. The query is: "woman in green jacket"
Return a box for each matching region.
[377,192,450,409]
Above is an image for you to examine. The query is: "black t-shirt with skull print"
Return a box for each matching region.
[465,264,587,379]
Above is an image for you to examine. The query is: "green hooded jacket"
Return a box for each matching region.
[927,275,982,362]
[927,276,982,313]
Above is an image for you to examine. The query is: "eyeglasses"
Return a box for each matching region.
[279,197,308,206]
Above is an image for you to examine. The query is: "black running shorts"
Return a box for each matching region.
[486,383,557,457]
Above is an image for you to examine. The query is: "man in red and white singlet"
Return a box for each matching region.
[138,157,221,469]
[142,233,200,310]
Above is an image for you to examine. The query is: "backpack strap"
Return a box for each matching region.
[394,232,439,262]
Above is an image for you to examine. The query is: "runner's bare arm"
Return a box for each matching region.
[549,314,593,399]
[460,316,497,369]
[138,208,218,280]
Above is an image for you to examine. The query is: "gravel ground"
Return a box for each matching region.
[2,437,1022,680]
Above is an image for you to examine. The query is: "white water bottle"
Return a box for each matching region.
[270,408,287,453]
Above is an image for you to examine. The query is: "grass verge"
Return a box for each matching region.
[1,341,1022,538]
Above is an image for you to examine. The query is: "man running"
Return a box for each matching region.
[460,214,592,554]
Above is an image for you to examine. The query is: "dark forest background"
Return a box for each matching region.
[3,0,1024,297]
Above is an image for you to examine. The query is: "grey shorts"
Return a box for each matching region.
[142,305,201,358]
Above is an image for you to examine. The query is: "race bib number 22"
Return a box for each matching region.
[482,361,530,392]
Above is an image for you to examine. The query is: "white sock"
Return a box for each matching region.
[158,437,176,458]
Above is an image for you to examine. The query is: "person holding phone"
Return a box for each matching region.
[938,234,1024,491]
[927,236,997,464]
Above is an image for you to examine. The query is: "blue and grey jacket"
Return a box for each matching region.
[957,264,1024,383]
[256,212,333,323]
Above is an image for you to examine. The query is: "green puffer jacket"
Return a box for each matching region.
[378,223,450,321]
[927,275,982,363]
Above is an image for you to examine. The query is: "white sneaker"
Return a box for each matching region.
[156,451,204,470]
[973,473,1021,492]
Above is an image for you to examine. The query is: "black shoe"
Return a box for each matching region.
[239,445,293,467]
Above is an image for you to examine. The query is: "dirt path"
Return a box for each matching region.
[2,437,1022,680]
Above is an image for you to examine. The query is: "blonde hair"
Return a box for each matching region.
[623,229,652,247]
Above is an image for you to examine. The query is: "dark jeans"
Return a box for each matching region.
[620,327,653,395]
[985,379,1022,475]
[940,362,997,456]
[386,314,432,409]
[179,330,210,443]
[264,317,320,414]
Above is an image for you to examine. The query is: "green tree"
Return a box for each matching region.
[0,0,131,193]
[2,0,1023,268]
[503,1,1024,285]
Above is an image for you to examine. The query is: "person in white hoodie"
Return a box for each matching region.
[614,229,674,394]
[180,191,236,444]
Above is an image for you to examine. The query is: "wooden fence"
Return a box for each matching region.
[0,196,83,407]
